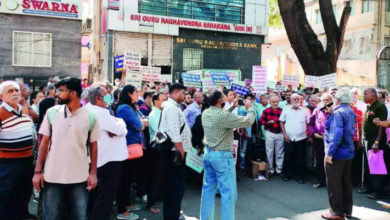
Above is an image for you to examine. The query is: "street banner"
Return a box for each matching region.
[304,75,319,88]
[318,73,337,90]
[252,66,267,94]
[281,74,300,87]
[114,55,124,73]
[186,148,204,174]
[275,85,285,92]
[210,72,231,86]
[202,69,241,91]
[233,140,239,165]
[126,71,143,89]
[140,66,161,82]
[182,73,202,88]
[124,52,141,71]
[231,83,250,96]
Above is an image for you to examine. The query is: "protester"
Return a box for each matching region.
[30,91,44,114]
[17,81,38,123]
[184,92,203,128]
[181,92,193,111]
[139,91,153,116]
[321,88,355,220]
[33,77,100,220]
[223,89,238,115]
[160,84,192,220]
[280,93,311,184]
[363,88,388,199]
[86,86,128,220]
[115,84,148,220]
[201,90,255,220]
[256,94,270,140]
[279,90,292,109]
[350,94,364,187]
[260,95,283,176]
[308,94,320,112]
[0,81,36,220]
[309,93,332,189]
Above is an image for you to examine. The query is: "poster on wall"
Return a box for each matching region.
[140,66,161,82]
[281,75,300,87]
[182,73,202,88]
[252,66,267,94]
[202,69,241,91]
[124,52,141,71]
[126,71,143,89]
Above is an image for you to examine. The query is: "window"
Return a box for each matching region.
[362,0,373,13]
[13,31,52,67]
[359,37,364,54]
[385,36,390,46]
[343,39,352,55]
[315,9,322,24]
[350,2,355,15]
[386,0,390,12]
[183,48,203,70]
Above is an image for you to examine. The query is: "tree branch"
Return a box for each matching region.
[337,1,352,56]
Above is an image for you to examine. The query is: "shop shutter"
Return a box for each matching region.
[152,35,172,66]
[113,32,148,58]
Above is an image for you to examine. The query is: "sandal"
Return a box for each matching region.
[149,206,160,214]
[321,212,344,220]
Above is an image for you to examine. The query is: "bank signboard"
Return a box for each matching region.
[0,0,82,20]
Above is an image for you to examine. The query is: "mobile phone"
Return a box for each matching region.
[238,99,245,106]
[320,102,333,111]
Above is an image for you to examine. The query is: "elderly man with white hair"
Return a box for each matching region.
[321,88,356,220]
[280,93,311,184]
[351,87,366,113]
[0,81,36,219]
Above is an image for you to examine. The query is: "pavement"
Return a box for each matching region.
[29,173,390,220]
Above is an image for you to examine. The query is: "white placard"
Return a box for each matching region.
[140,66,161,82]
[252,66,267,94]
[124,52,141,71]
[281,75,300,87]
[126,71,143,89]
[318,73,337,90]
[304,75,319,88]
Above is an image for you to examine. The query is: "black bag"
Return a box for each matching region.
[250,139,266,162]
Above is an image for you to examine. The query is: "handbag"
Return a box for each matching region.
[127,130,144,159]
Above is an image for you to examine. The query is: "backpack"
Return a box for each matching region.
[47,105,96,152]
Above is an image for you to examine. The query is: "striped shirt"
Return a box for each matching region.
[0,102,34,159]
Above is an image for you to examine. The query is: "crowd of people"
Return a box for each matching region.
[0,76,389,220]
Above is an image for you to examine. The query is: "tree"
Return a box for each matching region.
[278,0,351,76]
[269,0,283,28]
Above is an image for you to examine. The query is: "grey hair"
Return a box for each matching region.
[335,87,353,104]
[81,87,91,101]
[88,86,102,105]
[45,84,56,96]
[320,93,333,101]
[309,94,319,101]
[269,95,279,101]
[365,88,378,98]
[0,81,20,94]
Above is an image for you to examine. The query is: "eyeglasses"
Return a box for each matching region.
[58,88,70,93]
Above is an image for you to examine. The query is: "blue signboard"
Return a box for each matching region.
[210,72,231,86]
[182,73,202,88]
[114,55,124,73]
[231,83,250,96]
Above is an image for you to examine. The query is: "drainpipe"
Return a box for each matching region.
[378,0,382,47]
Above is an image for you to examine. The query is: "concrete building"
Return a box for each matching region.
[93,0,269,82]
[0,0,83,87]
[262,0,390,87]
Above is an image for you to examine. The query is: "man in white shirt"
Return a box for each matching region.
[223,89,238,115]
[351,88,367,113]
[85,86,128,220]
[280,93,310,184]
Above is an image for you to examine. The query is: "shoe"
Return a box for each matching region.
[126,204,142,211]
[321,212,344,220]
[297,179,305,184]
[367,193,380,200]
[283,177,290,182]
[117,212,139,220]
[313,183,325,189]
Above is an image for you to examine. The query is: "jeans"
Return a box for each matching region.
[200,147,237,220]
[239,138,248,170]
[265,132,284,174]
[88,161,123,220]
[313,137,325,185]
[0,158,33,220]
[43,182,88,220]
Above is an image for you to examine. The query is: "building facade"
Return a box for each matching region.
[93,0,268,82]
[262,0,390,87]
[0,0,82,86]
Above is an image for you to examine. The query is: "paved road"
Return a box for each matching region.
[30,173,390,220]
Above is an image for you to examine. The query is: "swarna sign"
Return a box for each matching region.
[0,0,82,20]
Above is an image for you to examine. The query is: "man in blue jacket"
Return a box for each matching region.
[322,88,356,220]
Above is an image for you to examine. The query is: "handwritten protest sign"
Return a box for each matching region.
[140,66,161,82]
[202,69,241,91]
[124,52,141,71]
[185,148,204,174]
[304,75,319,88]
[275,85,285,92]
[126,71,143,89]
[210,72,231,86]
[281,75,300,87]
[318,73,337,90]
[182,73,202,88]
[231,83,250,96]
[252,66,267,94]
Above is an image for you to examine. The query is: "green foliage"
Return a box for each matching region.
[269,0,283,28]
